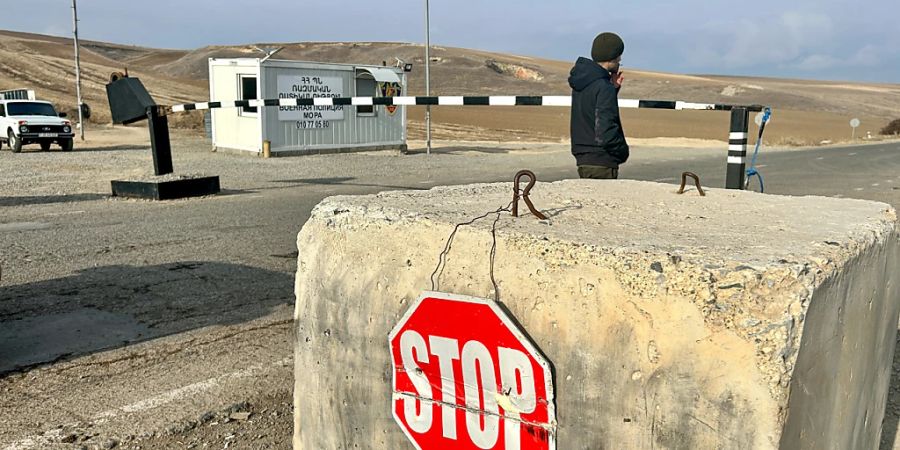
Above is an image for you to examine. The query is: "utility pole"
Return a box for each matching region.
[72,0,85,140]
[424,0,432,155]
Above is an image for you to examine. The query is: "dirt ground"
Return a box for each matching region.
[2,25,900,450]
[1,125,899,449]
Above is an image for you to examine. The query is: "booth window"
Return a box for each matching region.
[355,67,402,117]
[239,75,258,116]
[355,75,376,116]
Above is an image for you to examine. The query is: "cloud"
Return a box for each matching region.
[794,54,841,71]
[791,44,884,72]
[3,0,897,82]
[689,11,836,68]
[849,45,882,66]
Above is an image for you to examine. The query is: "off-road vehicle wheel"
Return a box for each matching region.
[9,130,22,153]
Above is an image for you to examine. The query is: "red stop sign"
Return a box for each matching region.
[389,292,556,450]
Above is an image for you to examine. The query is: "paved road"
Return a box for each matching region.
[631,141,900,207]
[0,138,898,449]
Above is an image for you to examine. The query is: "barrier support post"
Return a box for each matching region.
[147,105,174,176]
[726,107,749,190]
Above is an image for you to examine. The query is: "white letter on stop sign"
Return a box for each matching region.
[499,347,537,449]
[429,336,460,440]
[400,330,433,433]
[462,341,500,449]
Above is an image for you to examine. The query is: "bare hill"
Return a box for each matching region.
[1,30,897,142]
[147,41,900,119]
[0,30,202,124]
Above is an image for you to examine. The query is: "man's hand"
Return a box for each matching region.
[612,71,625,89]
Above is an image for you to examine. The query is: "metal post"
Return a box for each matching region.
[424,0,432,155]
[147,106,174,176]
[72,0,85,141]
[725,107,749,189]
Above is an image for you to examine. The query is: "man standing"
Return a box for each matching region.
[569,32,629,179]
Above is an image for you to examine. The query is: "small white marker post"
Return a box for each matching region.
[850,118,860,141]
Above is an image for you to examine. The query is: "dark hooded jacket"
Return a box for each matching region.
[568,57,629,168]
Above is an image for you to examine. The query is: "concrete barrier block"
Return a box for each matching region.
[293,180,900,449]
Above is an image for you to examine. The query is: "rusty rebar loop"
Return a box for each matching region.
[677,172,706,196]
[512,170,548,220]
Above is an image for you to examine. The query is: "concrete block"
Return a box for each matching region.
[293,180,900,449]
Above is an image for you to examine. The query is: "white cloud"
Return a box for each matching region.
[780,11,833,42]
[4,0,898,82]
[850,45,882,66]
[716,11,835,67]
[794,54,840,71]
[786,43,885,72]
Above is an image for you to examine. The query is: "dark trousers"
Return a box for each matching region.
[578,165,618,179]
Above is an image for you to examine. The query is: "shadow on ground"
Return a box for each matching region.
[0,193,107,207]
[2,145,148,154]
[72,145,149,152]
[0,261,293,375]
[405,145,513,155]
[270,177,426,191]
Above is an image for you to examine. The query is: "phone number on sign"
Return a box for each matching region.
[296,120,331,129]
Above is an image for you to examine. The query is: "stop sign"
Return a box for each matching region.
[389,292,556,450]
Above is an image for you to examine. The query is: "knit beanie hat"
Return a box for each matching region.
[591,32,625,62]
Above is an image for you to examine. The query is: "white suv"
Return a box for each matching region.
[0,100,75,152]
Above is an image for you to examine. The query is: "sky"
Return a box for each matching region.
[3,0,898,83]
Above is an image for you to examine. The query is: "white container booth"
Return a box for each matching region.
[209,58,407,156]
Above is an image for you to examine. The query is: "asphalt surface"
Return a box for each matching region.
[0,137,898,449]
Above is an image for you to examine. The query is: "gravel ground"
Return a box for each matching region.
[1,128,899,449]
